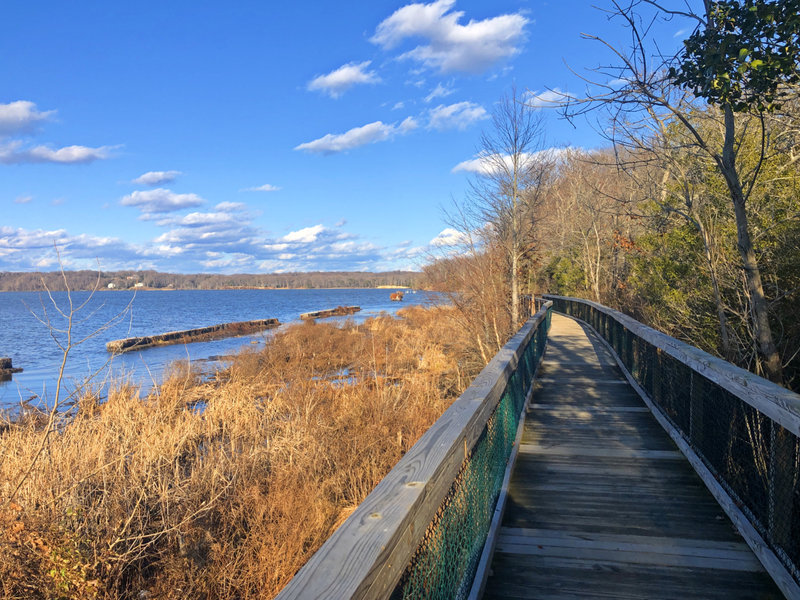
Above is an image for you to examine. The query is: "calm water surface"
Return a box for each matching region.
[0,288,440,409]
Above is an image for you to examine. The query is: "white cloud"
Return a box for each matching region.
[0,100,115,166]
[153,225,254,247]
[0,226,146,270]
[243,183,280,192]
[0,219,421,273]
[200,253,257,270]
[430,227,468,247]
[215,201,247,212]
[155,211,238,228]
[0,101,55,136]
[132,170,182,186]
[14,195,32,204]
[424,82,455,103]
[525,88,575,109]
[307,61,381,98]
[282,224,325,243]
[607,78,630,88]
[121,188,204,214]
[427,101,487,131]
[452,147,569,175]
[295,117,418,154]
[0,141,114,164]
[263,243,289,251]
[371,0,528,73]
[392,101,406,110]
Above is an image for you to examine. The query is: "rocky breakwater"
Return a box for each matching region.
[106,319,280,354]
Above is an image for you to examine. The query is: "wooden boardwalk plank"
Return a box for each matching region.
[482,313,783,599]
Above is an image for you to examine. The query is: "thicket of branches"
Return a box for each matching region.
[424,0,800,391]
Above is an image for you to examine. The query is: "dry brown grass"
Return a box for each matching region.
[0,305,482,599]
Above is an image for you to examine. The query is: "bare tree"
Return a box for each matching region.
[466,86,551,327]
[2,250,134,510]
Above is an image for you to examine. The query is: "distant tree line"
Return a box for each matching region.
[0,270,422,292]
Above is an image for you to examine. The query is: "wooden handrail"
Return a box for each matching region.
[276,302,553,600]
[543,294,800,437]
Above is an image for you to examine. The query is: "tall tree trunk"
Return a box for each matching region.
[592,222,602,302]
[698,221,735,361]
[511,251,519,327]
[720,105,783,384]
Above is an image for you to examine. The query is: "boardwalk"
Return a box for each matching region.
[482,313,782,599]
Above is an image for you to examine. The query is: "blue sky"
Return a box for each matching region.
[1,0,692,273]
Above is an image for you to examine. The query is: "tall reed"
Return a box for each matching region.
[0,306,483,599]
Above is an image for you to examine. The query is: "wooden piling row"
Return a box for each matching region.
[299,306,360,320]
[105,319,280,354]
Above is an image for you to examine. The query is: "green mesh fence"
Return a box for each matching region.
[547,296,800,587]
[392,307,550,600]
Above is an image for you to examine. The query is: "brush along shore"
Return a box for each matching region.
[0,305,486,600]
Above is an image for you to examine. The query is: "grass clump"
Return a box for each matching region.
[0,306,482,599]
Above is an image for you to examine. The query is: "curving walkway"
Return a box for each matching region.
[482,313,782,599]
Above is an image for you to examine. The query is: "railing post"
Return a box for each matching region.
[689,370,705,450]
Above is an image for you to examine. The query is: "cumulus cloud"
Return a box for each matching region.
[295,117,418,154]
[307,61,381,98]
[243,183,280,192]
[0,101,55,136]
[427,101,487,131]
[0,218,421,273]
[371,0,528,73]
[132,170,182,186]
[0,141,115,164]
[215,201,247,212]
[452,148,569,175]
[0,226,147,270]
[282,224,325,243]
[525,88,575,109]
[152,211,239,228]
[0,100,115,166]
[430,227,468,247]
[121,188,204,214]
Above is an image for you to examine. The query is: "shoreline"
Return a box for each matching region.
[0,286,428,293]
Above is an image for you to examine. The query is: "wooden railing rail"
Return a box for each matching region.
[276,302,553,600]
[544,294,800,598]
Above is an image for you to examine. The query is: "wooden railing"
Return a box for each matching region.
[544,294,800,598]
[276,302,553,599]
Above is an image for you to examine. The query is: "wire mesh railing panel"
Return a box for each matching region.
[655,351,692,434]
[543,295,800,587]
[392,309,550,600]
[771,423,800,570]
[691,372,770,522]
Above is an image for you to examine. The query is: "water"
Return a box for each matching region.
[0,288,439,409]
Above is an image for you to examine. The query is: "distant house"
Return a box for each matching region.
[134,282,145,288]
[107,283,116,289]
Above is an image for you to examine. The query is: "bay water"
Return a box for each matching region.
[0,288,440,409]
